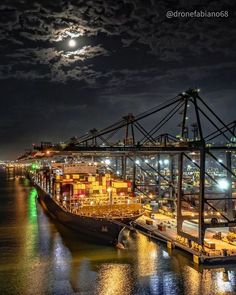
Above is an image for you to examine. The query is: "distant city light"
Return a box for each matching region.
[217,179,229,190]
[218,159,223,163]
[105,159,111,165]
[68,39,76,47]
[159,160,163,165]
[135,159,140,165]
[163,159,169,165]
[144,159,149,163]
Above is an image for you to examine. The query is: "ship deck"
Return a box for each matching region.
[54,198,144,220]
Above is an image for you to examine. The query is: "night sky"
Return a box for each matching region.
[0,0,236,159]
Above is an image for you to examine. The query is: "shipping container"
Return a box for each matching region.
[146,219,153,225]
[158,224,166,231]
[204,240,215,249]
[112,181,128,188]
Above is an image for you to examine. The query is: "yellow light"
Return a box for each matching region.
[46,150,50,155]
[107,187,112,193]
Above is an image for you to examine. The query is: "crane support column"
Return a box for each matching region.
[199,147,206,245]
[226,151,233,220]
[177,152,183,234]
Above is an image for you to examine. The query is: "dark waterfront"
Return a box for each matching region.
[1,168,236,295]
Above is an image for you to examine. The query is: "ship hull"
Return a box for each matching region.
[35,185,139,245]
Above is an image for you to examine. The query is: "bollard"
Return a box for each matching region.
[167,241,172,249]
[193,254,199,264]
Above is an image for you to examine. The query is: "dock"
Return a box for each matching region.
[133,213,236,264]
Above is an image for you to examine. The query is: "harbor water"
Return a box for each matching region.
[1,168,236,295]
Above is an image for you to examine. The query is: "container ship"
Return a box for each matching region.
[29,161,143,245]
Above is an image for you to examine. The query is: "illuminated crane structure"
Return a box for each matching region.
[28,89,236,245]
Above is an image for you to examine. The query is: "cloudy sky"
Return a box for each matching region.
[0,0,236,158]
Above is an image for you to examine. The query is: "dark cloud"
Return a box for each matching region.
[0,0,236,158]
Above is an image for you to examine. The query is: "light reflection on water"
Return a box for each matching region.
[1,169,236,295]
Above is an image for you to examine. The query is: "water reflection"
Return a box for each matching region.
[136,234,159,277]
[95,264,132,295]
[1,169,236,295]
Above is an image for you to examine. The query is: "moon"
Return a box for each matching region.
[68,39,76,48]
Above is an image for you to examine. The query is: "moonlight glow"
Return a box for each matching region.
[68,39,76,47]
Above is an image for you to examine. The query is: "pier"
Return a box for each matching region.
[133,214,236,264]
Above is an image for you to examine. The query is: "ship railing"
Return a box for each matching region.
[70,208,143,219]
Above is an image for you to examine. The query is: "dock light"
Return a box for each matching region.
[217,179,229,190]
[218,159,223,163]
[135,159,140,165]
[105,159,111,165]
[31,163,36,170]
[68,39,76,47]
[144,159,149,163]
[159,160,163,165]
[163,159,169,165]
